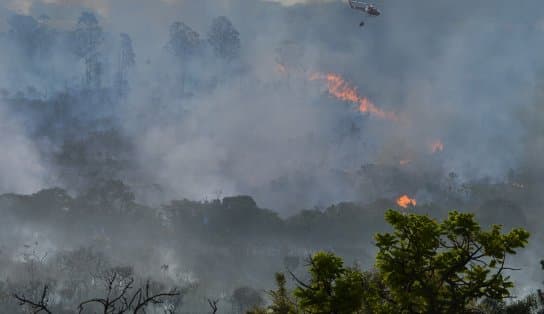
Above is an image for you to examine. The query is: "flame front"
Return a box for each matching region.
[396,195,417,208]
[276,63,287,74]
[310,73,397,120]
[399,159,412,166]
[430,140,444,153]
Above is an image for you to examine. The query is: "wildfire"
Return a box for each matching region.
[396,195,417,208]
[310,73,397,121]
[276,63,287,74]
[399,159,412,166]
[430,140,444,154]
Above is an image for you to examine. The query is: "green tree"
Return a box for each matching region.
[374,209,530,313]
[269,273,296,314]
[248,273,297,314]
[292,252,366,314]
[258,209,529,314]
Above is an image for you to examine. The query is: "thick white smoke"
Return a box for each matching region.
[0,103,49,194]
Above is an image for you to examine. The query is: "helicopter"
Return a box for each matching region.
[348,0,381,27]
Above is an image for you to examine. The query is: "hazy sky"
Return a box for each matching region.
[1,0,544,302]
[1,0,543,211]
[4,0,317,15]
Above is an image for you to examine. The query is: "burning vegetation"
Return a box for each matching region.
[399,159,412,166]
[396,194,417,208]
[430,140,445,154]
[310,72,397,120]
[0,2,543,313]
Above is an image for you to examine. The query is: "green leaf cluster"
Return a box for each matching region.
[374,209,529,313]
[256,209,530,314]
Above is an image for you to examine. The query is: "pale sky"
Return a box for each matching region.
[5,0,326,15]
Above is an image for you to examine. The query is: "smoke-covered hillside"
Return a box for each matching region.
[0,0,543,312]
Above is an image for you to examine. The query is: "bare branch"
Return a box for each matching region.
[13,285,52,314]
[131,281,180,313]
[207,298,219,314]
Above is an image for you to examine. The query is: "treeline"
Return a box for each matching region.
[0,177,540,313]
[0,181,392,251]
[2,11,241,96]
[0,178,533,248]
[4,205,542,313]
[0,182,393,312]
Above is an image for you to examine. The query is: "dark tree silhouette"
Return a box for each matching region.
[207,298,219,314]
[73,11,104,89]
[208,16,240,61]
[78,269,180,314]
[166,22,201,59]
[165,21,201,94]
[115,33,136,96]
[13,285,52,314]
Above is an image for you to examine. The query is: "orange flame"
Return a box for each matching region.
[430,140,444,154]
[399,159,412,166]
[276,63,287,74]
[310,73,397,120]
[396,195,417,208]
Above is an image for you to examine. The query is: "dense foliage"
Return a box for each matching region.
[253,210,534,314]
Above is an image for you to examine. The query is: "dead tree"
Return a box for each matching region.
[13,270,181,314]
[127,280,180,313]
[78,270,180,314]
[78,271,134,313]
[207,298,219,314]
[13,284,52,314]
